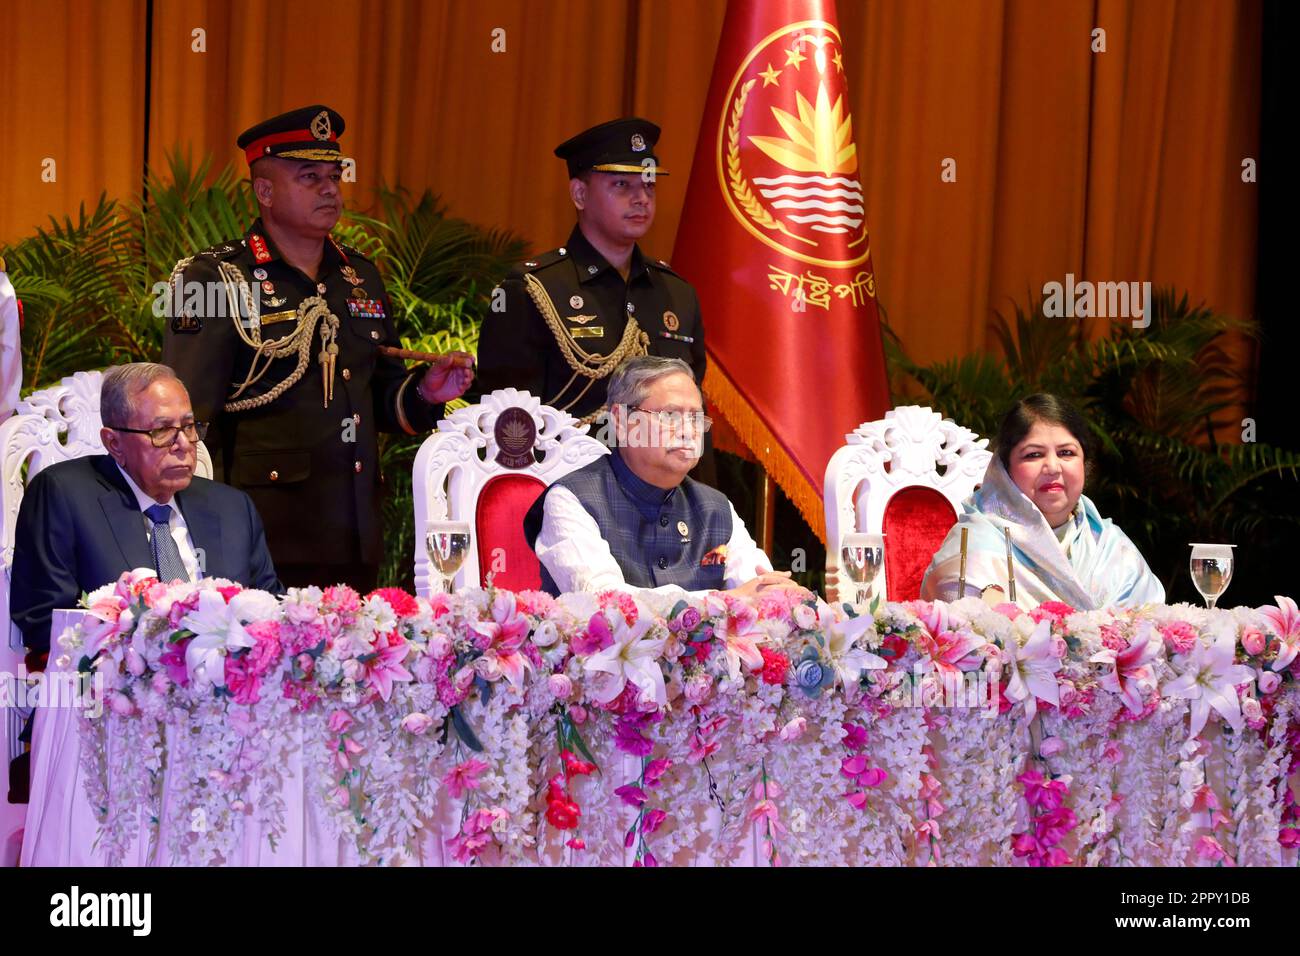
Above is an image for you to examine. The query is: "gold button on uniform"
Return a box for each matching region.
[317,282,328,294]
[341,368,351,381]
[370,330,380,340]
[354,461,363,473]
[353,413,361,424]
[269,470,279,481]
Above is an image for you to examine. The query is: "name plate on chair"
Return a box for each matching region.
[493,407,537,470]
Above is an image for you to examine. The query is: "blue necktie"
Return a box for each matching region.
[144,503,188,583]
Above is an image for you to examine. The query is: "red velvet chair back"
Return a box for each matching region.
[474,474,548,591]
[881,486,957,601]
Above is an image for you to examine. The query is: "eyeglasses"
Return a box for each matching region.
[628,405,713,434]
[109,421,209,448]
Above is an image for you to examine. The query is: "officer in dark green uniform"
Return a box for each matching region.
[477,117,713,478]
[161,105,474,592]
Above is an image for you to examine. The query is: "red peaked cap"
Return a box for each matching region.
[237,105,345,166]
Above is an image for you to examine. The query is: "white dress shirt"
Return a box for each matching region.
[115,463,201,582]
[534,484,773,597]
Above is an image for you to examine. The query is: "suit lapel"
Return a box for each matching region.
[175,483,223,580]
[92,456,155,572]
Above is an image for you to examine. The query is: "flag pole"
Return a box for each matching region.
[757,469,777,556]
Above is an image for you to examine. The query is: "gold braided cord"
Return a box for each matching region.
[218,262,338,412]
[523,272,648,419]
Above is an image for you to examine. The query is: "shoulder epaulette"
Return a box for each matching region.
[517,247,570,274]
[648,257,684,278]
[196,238,246,261]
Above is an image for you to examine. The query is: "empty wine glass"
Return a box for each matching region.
[840,532,885,606]
[1188,543,1235,610]
[427,522,472,594]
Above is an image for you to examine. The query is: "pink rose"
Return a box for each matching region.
[400,712,434,734]
[244,621,283,677]
[684,675,712,705]
[125,647,147,677]
[342,659,365,682]
[412,654,438,683]
[1040,736,1066,757]
[428,634,451,658]
[328,710,355,734]
[793,604,818,630]
[779,716,807,741]
[224,657,262,705]
[109,691,135,716]
[1242,628,1267,657]
[453,667,475,694]
[1051,637,1068,659]
[150,671,171,694]
[569,704,588,725]
[548,673,573,700]
[1102,740,1124,765]
[1160,621,1198,656]
[1242,697,1264,729]
[1258,671,1282,695]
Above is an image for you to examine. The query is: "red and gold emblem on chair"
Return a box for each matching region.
[494,407,537,469]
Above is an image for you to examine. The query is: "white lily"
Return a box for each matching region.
[583,614,666,706]
[822,608,887,685]
[1164,620,1256,738]
[1003,618,1061,721]
[179,589,255,688]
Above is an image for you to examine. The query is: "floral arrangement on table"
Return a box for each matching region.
[60,569,1300,867]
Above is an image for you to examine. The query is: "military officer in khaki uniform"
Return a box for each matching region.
[477,118,713,478]
[162,105,474,592]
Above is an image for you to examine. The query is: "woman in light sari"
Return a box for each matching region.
[920,394,1165,611]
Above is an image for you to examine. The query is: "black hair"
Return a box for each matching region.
[994,393,1095,473]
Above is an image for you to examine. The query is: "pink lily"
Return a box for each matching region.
[918,628,987,679]
[469,592,534,688]
[1091,623,1162,714]
[1258,596,1300,671]
[365,633,413,702]
[716,601,764,681]
[909,600,950,639]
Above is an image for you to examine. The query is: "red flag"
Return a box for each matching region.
[672,0,890,537]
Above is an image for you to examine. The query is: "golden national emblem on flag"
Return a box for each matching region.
[718,23,870,268]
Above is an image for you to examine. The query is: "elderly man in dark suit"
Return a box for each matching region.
[11,362,282,653]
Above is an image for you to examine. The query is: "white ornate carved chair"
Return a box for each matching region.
[823,405,992,604]
[0,370,213,864]
[411,388,608,597]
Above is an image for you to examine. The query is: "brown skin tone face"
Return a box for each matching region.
[248,158,476,401]
[100,378,198,504]
[613,372,806,598]
[1007,421,1086,527]
[571,172,656,277]
[613,371,704,490]
[251,157,343,240]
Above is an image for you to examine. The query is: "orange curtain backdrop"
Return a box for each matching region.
[0,0,147,244]
[2,0,1262,415]
[146,0,637,257]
